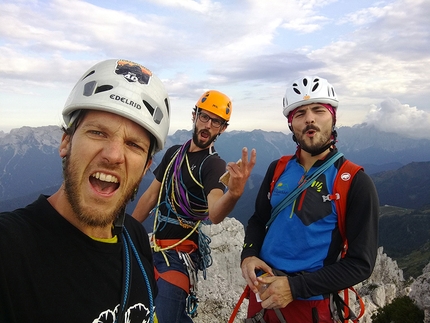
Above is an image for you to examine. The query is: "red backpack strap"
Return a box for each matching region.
[345,287,366,322]
[270,155,293,196]
[332,160,363,257]
[228,285,250,323]
[332,160,364,323]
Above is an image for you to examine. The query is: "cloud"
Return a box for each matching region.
[339,5,387,26]
[207,52,324,83]
[305,0,430,127]
[364,98,430,139]
[0,0,429,138]
[151,0,221,13]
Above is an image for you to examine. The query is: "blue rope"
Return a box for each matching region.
[123,228,154,323]
[115,234,131,323]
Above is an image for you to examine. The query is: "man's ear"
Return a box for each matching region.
[144,158,153,175]
[59,133,70,158]
[219,123,228,133]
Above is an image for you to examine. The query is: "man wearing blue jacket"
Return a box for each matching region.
[241,76,379,323]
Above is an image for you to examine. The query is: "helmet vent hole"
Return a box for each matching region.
[95,85,113,94]
[82,70,95,80]
[293,88,301,95]
[143,100,154,115]
[164,98,170,116]
[303,79,308,86]
[312,83,319,92]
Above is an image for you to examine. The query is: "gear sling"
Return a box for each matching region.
[229,154,365,323]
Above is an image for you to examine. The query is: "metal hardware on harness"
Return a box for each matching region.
[245,308,288,323]
[179,251,199,317]
[186,291,199,318]
[245,309,266,323]
[322,193,340,202]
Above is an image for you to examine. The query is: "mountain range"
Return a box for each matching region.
[1,124,430,277]
[2,123,430,211]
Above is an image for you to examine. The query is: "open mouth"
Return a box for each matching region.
[304,125,318,137]
[199,130,210,139]
[90,172,120,194]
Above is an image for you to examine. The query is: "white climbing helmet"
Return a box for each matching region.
[62,59,170,154]
[282,75,338,118]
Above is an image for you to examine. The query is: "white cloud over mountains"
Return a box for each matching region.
[365,98,430,139]
[0,0,429,140]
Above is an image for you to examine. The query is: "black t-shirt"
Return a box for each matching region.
[153,144,226,242]
[0,195,157,323]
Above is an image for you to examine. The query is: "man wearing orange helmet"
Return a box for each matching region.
[132,90,256,323]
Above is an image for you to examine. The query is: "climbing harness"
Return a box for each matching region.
[151,140,218,317]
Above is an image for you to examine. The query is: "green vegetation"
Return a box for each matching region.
[371,296,424,323]
[396,241,430,279]
[379,207,430,278]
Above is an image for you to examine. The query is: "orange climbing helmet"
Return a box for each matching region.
[195,90,232,122]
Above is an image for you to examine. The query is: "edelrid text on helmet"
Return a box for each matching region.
[195,90,232,122]
[62,59,170,154]
[283,76,338,118]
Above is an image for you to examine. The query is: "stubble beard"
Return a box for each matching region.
[295,125,332,156]
[63,148,139,228]
[192,127,218,149]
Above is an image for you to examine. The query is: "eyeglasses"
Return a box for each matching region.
[198,112,225,128]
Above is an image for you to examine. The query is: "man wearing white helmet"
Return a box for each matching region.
[240,76,379,322]
[132,90,256,323]
[0,59,170,323]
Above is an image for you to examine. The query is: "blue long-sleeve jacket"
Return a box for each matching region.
[241,149,379,300]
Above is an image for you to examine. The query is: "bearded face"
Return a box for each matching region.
[289,104,335,156]
[63,146,139,227]
[59,110,151,230]
[191,110,226,149]
[192,127,219,149]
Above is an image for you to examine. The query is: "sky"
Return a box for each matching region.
[1,0,429,139]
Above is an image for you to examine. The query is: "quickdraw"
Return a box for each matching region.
[180,251,199,317]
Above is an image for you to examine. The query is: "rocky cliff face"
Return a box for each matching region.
[410,263,430,323]
[192,217,429,323]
